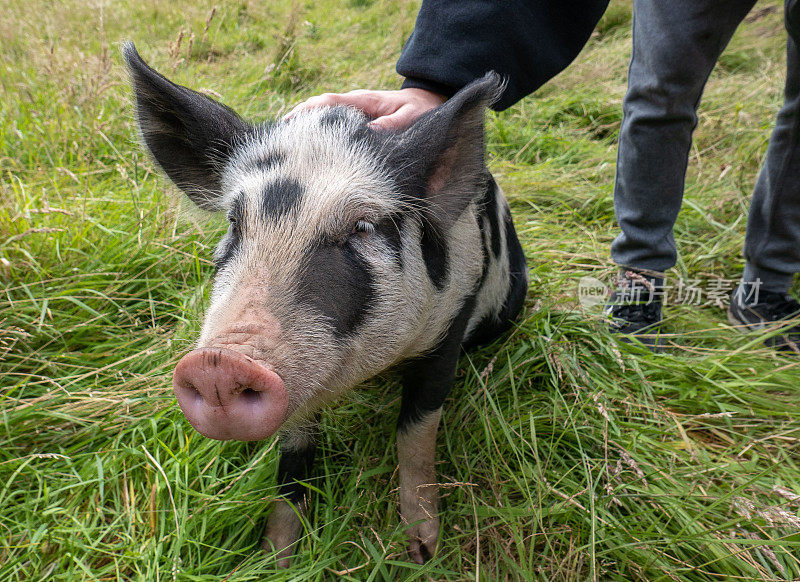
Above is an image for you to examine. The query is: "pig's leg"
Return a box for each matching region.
[397,403,444,564]
[397,315,468,564]
[262,421,318,567]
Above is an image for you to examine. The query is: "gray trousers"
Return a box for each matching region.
[611,0,800,293]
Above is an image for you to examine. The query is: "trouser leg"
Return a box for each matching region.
[612,0,757,273]
[742,7,800,293]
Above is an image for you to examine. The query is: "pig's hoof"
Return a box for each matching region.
[406,519,439,564]
[409,538,436,564]
[262,536,295,569]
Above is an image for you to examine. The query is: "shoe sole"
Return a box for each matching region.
[728,308,800,352]
[726,309,766,332]
[726,310,746,332]
[611,327,663,353]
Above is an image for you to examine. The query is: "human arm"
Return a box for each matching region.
[287,0,609,128]
[397,0,609,110]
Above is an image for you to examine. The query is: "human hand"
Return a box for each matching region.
[284,87,447,131]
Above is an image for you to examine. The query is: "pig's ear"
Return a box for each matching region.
[122,42,249,211]
[388,72,503,228]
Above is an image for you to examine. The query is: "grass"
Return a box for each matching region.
[2,0,800,579]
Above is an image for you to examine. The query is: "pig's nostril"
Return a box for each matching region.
[178,381,204,403]
[240,388,261,403]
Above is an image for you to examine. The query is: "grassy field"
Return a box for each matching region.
[3,0,800,579]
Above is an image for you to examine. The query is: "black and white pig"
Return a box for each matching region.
[123,42,528,565]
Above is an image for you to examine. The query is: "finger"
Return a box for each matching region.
[286,92,401,121]
[338,91,401,118]
[283,93,343,120]
[314,92,398,119]
[367,104,423,132]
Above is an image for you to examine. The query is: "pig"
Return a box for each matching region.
[122,41,528,566]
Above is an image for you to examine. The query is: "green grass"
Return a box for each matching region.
[2,0,800,579]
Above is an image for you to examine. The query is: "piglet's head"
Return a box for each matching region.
[123,42,501,441]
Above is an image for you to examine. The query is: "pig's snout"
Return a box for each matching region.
[173,347,288,441]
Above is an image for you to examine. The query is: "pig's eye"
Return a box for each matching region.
[351,220,375,237]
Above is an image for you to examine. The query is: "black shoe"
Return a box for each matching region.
[728,286,800,352]
[604,270,664,352]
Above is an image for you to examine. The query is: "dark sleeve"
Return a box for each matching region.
[396,0,609,110]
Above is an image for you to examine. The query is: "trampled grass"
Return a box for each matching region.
[2,0,800,579]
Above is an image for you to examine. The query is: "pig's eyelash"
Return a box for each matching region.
[352,220,375,235]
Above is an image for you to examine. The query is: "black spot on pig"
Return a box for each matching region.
[319,107,355,129]
[261,178,304,221]
[420,223,449,291]
[250,150,285,173]
[297,242,376,338]
[479,176,502,258]
[476,216,491,287]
